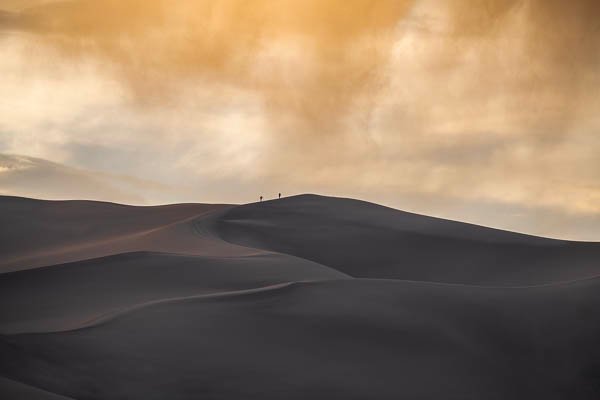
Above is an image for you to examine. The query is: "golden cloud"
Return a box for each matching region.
[1,0,599,228]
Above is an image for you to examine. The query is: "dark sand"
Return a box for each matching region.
[1,194,599,399]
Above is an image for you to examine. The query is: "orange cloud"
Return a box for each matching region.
[1,0,599,235]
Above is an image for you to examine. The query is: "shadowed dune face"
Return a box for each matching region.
[217,195,600,285]
[0,252,346,334]
[0,375,74,400]
[3,280,600,399]
[1,194,600,399]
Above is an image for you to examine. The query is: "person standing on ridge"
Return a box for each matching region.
[278,193,281,199]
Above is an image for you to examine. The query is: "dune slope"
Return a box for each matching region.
[0,195,262,272]
[1,194,599,399]
[3,279,600,399]
[0,251,346,334]
[216,195,600,285]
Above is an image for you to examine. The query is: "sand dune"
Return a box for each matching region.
[0,252,345,334]
[217,195,600,285]
[0,154,177,206]
[0,195,239,272]
[0,376,74,400]
[1,194,599,399]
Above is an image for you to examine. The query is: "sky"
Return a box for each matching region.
[0,0,599,240]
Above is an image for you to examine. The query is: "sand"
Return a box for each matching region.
[1,194,599,399]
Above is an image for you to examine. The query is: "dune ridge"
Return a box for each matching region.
[1,194,599,399]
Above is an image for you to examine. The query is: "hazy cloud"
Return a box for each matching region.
[0,0,599,239]
[0,154,176,204]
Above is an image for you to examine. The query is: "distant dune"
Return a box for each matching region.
[0,154,175,205]
[1,194,600,399]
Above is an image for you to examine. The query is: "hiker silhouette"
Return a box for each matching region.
[278,193,281,199]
